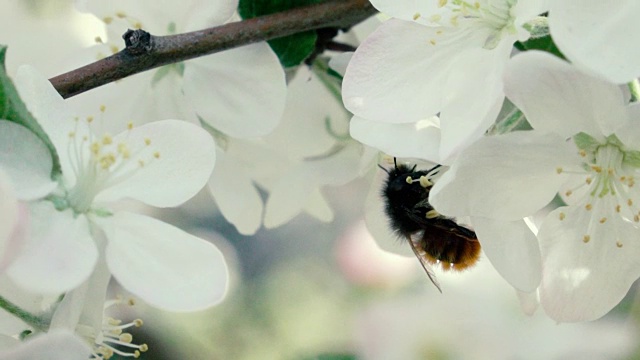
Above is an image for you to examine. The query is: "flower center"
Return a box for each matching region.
[416,0,518,49]
[76,296,148,359]
[62,110,160,214]
[558,133,640,248]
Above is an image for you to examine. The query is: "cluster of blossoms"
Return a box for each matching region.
[344,0,640,322]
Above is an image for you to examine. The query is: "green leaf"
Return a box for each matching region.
[0,45,60,175]
[515,34,566,60]
[238,0,324,67]
[572,132,600,153]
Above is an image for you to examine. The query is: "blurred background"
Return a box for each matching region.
[1,1,639,359]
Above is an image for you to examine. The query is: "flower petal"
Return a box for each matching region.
[14,66,80,185]
[471,217,542,292]
[504,51,628,137]
[207,149,263,235]
[549,0,640,83]
[183,42,286,138]
[343,19,475,123]
[0,169,19,270]
[538,206,640,322]
[104,212,228,311]
[430,131,577,220]
[95,120,215,207]
[0,330,91,360]
[6,204,96,294]
[0,121,57,201]
[350,116,441,163]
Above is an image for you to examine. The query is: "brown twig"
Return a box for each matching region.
[49,0,376,99]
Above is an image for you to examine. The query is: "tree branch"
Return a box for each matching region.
[49,0,376,99]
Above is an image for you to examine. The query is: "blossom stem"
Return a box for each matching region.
[0,295,47,332]
[627,79,640,102]
[48,0,376,99]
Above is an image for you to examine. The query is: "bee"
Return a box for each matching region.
[379,159,481,292]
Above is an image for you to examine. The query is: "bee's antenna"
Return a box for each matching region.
[427,164,442,176]
[377,163,390,174]
[393,157,398,171]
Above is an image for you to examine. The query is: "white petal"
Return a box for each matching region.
[471,217,542,292]
[343,20,479,123]
[14,66,79,185]
[6,204,97,294]
[302,189,334,223]
[104,212,228,311]
[183,43,286,138]
[0,170,19,270]
[430,131,577,220]
[504,51,628,137]
[0,330,91,360]
[549,0,640,83]
[349,116,441,163]
[95,120,215,207]
[364,167,413,257]
[516,289,539,316]
[538,206,640,322]
[207,149,263,235]
[0,121,57,201]
[368,0,442,22]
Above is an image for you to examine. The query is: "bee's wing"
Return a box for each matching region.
[407,236,442,293]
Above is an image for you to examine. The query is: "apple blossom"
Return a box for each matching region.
[342,0,549,163]
[1,65,228,311]
[430,51,640,321]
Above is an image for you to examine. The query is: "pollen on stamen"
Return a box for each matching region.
[86,116,94,123]
[429,39,437,45]
[628,199,633,206]
[583,235,590,243]
[127,122,134,130]
[102,135,113,145]
[617,241,623,248]
[556,167,563,174]
[585,203,593,211]
[634,215,639,222]
[426,210,439,219]
[615,204,621,213]
[558,212,566,220]
[591,165,602,173]
[116,11,127,18]
[68,131,76,139]
[599,217,607,224]
[579,149,587,157]
[100,105,106,113]
[144,138,151,146]
[153,151,160,159]
[103,16,113,24]
[419,176,432,187]
[586,177,593,185]
[413,12,421,20]
[565,190,573,197]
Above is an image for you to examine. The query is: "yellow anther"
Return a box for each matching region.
[134,22,142,29]
[617,241,623,248]
[628,199,633,206]
[556,167,563,174]
[100,154,116,169]
[134,319,144,327]
[591,165,602,173]
[94,36,104,43]
[127,122,134,130]
[634,215,639,222]
[558,212,565,220]
[102,134,113,145]
[429,39,437,45]
[119,333,133,343]
[138,160,145,167]
[615,204,621,213]
[438,0,447,7]
[90,142,100,155]
[426,210,440,219]
[565,190,573,196]
[153,151,160,159]
[413,13,421,20]
[585,203,592,211]
[586,177,592,185]
[583,235,590,243]
[405,176,413,184]
[579,149,587,157]
[68,131,76,138]
[116,11,127,18]
[144,138,151,146]
[430,14,442,22]
[100,105,106,112]
[103,16,113,24]
[419,176,432,188]
[140,344,148,352]
[86,116,94,123]
[110,45,119,54]
[607,168,614,175]
[599,217,607,224]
